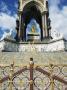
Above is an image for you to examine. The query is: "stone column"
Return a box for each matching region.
[15,18,19,41]
[18,0,23,41]
[42,14,45,39]
[18,12,22,41]
[47,18,51,37]
[43,0,49,38]
[44,13,48,37]
[19,12,25,41]
[21,13,24,41]
[42,12,48,39]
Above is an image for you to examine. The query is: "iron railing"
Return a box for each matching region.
[0,58,67,90]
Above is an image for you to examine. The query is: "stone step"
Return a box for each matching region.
[0,51,67,65]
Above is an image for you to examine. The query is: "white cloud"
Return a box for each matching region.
[0,1,17,40]
[49,0,67,39]
[0,13,16,30]
[0,12,17,40]
[0,1,17,30]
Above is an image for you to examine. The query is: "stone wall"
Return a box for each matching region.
[64,40,67,51]
[0,41,5,51]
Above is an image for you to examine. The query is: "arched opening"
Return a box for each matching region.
[22,1,43,41]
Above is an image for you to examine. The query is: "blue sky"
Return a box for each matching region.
[0,0,67,40]
[0,0,18,14]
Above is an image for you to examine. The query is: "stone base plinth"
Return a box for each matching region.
[0,38,67,52]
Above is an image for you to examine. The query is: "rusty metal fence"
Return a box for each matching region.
[0,58,67,90]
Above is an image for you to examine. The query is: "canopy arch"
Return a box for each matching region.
[22,1,43,41]
[22,0,45,13]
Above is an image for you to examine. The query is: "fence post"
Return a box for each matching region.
[0,76,2,90]
[49,64,54,90]
[29,58,34,90]
[9,62,14,90]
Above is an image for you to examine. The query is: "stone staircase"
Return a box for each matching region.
[0,51,67,65]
